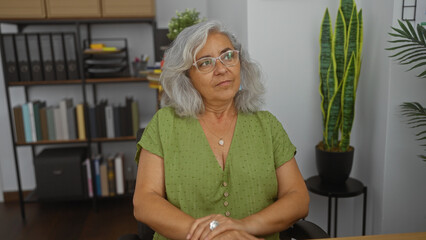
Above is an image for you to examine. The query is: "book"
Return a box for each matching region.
[1,35,19,82]
[40,34,55,81]
[93,155,102,197]
[46,107,56,140]
[125,97,133,136]
[13,105,25,143]
[88,106,97,139]
[53,107,63,140]
[76,103,86,140]
[63,33,79,80]
[100,161,109,197]
[95,100,107,138]
[105,105,115,138]
[22,103,32,142]
[59,98,73,140]
[15,34,31,82]
[52,33,67,80]
[107,155,116,196]
[39,107,49,141]
[84,158,93,198]
[114,153,125,195]
[113,106,121,137]
[32,101,45,141]
[27,34,43,82]
[27,101,37,142]
[131,100,139,137]
[67,106,77,140]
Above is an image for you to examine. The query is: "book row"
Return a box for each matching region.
[12,97,139,143]
[83,153,131,198]
[1,32,80,83]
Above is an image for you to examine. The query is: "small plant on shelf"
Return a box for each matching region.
[167,8,205,41]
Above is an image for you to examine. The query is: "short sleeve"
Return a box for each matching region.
[134,110,164,163]
[267,112,296,169]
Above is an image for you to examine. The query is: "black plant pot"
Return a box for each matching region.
[315,146,354,185]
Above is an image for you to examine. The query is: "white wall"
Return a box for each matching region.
[247,0,426,236]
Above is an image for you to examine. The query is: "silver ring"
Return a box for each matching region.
[209,220,219,231]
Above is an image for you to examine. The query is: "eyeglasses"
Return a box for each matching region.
[192,50,240,73]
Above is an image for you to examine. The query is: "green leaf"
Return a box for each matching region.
[334,9,346,82]
[398,20,414,39]
[385,43,422,51]
[345,4,358,71]
[340,53,356,151]
[325,60,340,150]
[405,20,419,41]
[417,24,425,44]
[340,0,354,30]
[391,26,410,38]
[407,61,426,71]
[388,46,426,58]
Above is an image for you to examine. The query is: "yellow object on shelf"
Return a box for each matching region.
[90,43,105,49]
[102,47,118,51]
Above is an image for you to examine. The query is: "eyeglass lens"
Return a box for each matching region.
[195,50,239,73]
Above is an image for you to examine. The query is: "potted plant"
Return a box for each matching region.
[316,0,363,185]
[386,20,426,161]
[167,8,205,41]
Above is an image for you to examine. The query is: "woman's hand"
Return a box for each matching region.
[186,214,248,240]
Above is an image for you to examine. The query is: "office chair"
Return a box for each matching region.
[120,130,329,240]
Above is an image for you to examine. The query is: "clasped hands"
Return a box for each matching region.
[186,214,264,240]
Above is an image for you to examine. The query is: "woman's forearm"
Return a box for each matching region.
[134,191,195,240]
[241,190,309,236]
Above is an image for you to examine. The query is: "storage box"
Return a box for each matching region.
[101,0,155,18]
[46,0,101,18]
[0,0,46,19]
[34,147,87,200]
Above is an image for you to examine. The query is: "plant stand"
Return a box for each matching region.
[306,176,367,237]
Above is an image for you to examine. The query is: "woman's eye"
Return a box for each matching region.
[224,52,233,60]
[199,59,212,67]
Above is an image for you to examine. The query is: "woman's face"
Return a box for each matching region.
[188,32,241,105]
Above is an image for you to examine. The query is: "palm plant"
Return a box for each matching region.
[386,20,426,160]
[319,0,363,152]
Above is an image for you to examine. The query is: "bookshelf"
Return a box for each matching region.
[0,18,159,221]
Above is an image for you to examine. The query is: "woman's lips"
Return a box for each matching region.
[216,80,232,87]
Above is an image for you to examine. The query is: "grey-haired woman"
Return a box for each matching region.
[133,20,309,240]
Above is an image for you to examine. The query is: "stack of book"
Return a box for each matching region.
[12,97,139,143]
[83,153,129,197]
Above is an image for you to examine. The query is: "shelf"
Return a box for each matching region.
[0,17,155,25]
[6,77,149,86]
[7,79,82,86]
[86,77,148,83]
[15,135,137,146]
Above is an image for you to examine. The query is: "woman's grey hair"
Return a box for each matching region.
[160,20,265,118]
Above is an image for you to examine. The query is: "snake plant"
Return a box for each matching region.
[386,20,426,160]
[319,0,363,152]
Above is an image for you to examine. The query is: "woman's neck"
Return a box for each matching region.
[202,101,236,120]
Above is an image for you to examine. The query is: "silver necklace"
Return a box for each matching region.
[200,113,236,146]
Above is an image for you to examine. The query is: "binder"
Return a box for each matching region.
[15,34,31,82]
[40,34,55,81]
[27,34,43,82]
[52,33,67,80]
[1,35,19,82]
[63,33,79,80]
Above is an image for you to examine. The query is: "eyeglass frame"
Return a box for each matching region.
[192,49,240,73]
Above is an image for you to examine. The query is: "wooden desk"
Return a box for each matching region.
[316,232,426,240]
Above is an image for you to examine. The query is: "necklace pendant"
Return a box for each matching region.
[218,139,224,146]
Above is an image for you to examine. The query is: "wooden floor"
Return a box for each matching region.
[0,197,138,240]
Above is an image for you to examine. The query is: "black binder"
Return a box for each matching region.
[52,33,67,80]
[1,35,19,82]
[27,34,43,82]
[63,33,79,80]
[15,34,31,82]
[40,34,55,81]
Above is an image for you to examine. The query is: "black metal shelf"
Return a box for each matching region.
[0,17,157,222]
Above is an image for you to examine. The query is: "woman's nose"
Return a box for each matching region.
[214,59,227,74]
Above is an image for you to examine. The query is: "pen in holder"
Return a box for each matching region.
[132,59,147,77]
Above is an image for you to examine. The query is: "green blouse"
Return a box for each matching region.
[135,107,296,240]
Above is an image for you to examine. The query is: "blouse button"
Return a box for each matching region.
[223,201,229,207]
[224,192,229,197]
[225,211,231,217]
[223,182,228,187]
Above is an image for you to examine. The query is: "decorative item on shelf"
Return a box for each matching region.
[316,0,363,185]
[132,55,148,78]
[167,8,206,41]
[83,38,130,78]
[386,20,426,161]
